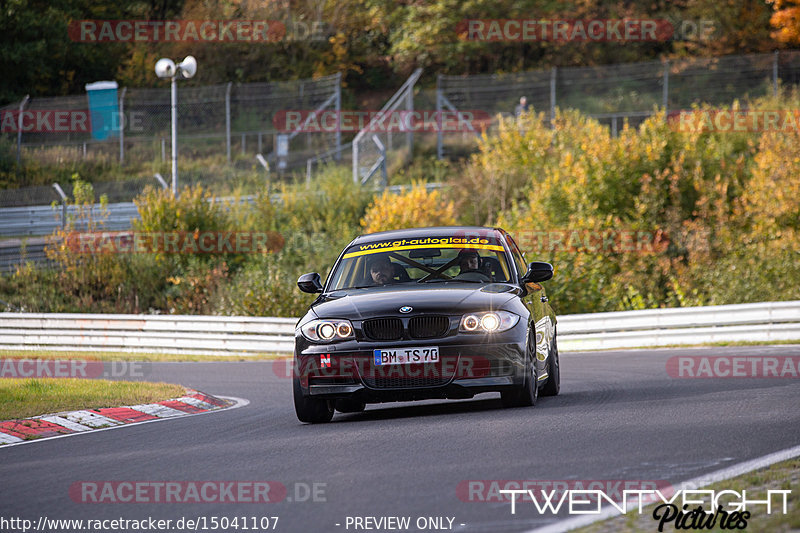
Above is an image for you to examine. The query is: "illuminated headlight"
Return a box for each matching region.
[300,319,355,342]
[459,311,519,333]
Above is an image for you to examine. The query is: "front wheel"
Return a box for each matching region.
[501,353,538,408]
[293,376,334,423]
[539,331,560,397]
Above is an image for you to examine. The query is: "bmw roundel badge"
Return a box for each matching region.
[399,306,413,313]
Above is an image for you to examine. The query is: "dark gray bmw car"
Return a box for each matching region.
[293,226,558,423]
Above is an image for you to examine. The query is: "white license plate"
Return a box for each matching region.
[373,347,439,365]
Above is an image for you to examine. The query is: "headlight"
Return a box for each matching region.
[459,311,519,333]
[300,319,355,342]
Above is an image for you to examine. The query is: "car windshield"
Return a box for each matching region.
[326,235,513,291]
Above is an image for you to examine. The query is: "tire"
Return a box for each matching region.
[501,350,538,408]
[539,331,560,397]
[293,376,334,423]
[334,399,366,413]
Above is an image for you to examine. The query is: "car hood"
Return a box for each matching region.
[311,283,520,319]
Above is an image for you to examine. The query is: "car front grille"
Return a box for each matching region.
[408,316,449,339]
[362,318,403,341]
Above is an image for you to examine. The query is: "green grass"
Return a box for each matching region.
[0,378,187,420]
[575,457,800,533]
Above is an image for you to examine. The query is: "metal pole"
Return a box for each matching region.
[171,76,178,197]
[662,61,669,113]
[436,75,443,160]
[405,84,413,162]
[161,138,166,161]
[225,82,232,163]
[52,183,68,229]
[119,87,127,163]
[16,95,29,164]
[334,72,342,160]
[550,67,556,126]
[773,51,779,97]
[241,133,246,155]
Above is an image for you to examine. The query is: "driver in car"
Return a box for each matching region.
[368,256,396,285]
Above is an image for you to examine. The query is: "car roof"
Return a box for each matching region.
[350,226,506,245]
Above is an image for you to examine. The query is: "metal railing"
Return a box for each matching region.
[1,301,797,355]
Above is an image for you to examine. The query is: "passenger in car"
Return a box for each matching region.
[457,250,481,274]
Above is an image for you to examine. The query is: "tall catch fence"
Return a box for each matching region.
[436,50,800,158]
[352,69,423,185]
[3,73,342,171]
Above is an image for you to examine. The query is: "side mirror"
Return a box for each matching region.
[297,272,323,293]
[521,261,553,283]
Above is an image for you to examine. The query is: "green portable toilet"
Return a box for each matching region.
[85,81,119,141]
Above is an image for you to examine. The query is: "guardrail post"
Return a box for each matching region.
[52,183,68,230]
[16,95,29,164]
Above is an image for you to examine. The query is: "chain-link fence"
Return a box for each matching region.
[352,69,422,185]
[436,51,800,157]
[2,73,342,170]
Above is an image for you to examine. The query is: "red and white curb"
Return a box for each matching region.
[0,389,247,446]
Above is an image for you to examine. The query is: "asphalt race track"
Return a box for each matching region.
[1,345,799,533]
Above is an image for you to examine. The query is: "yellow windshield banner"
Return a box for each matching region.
[344,237,504,258]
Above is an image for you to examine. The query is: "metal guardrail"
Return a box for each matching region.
[0,314,297,355]
[1,301,798,355]
[0,202,140,238]
[556,301,800,351]
[0,238,49,273]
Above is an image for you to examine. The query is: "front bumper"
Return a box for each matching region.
[294,330,528,403]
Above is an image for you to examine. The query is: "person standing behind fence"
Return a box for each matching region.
[514,96,529,118]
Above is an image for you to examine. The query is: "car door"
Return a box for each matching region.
[505,234,555,374]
